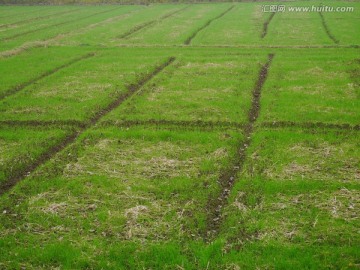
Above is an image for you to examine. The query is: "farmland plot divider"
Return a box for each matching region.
[205,53,275,240]
[319,12,339,44]
[100,119,246,131]
[261,12,275,38]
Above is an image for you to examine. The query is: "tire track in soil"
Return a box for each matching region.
[0,8,81,29]
[118,6,189,39]
[205,53,275,240]
[0,52,95,101]
[319,12,339,44]
[1,7,122,42]
[184,5,234,45]
[0,57,175,196]
[261,12,275,38]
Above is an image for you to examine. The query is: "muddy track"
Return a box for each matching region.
[118,6,189,39]
[261,12,275,38]
[0,120,85,129]
[100,119,245,130]
[184,5,234,45]
[0,53,95,101]
[319,12,339,44]
[205,54,274,240]
[260,121,360,131]
[0,57,175,196]
[2,7,122,42]
[0,8,81,29]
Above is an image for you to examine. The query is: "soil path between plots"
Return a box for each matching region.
[0,57,176,196]
[261,12,275,38]
[319,12,339,44]
[184,5,234,45]
[205,53,274,240]
[0,52,95,101]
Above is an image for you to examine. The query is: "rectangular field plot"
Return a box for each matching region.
[191,4,265,46]
[264,3,334,46]
[0,46,92,98]
[0,49,170,122]
[0,6,78,26]
[259,49,360,125]
[0,125,73,186]
[321,2,360,45]
[58,5,185,46]
[219,127,360,269]
[103,52,266,124]
[0,127,242,269]
[0,6,138,52]
[242,128,360,182]
[119,4,232,45]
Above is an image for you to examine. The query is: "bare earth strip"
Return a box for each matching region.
[205,53,275,240]
[0,52,95,101]
[0,57,175,196]
[184,5,234,45]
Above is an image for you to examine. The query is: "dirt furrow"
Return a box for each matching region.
[118,6,189,39]
[205,53,274,240]
[0,57,175,196]
[0,52,95,101]
[184,5,234,45]
[261,12,275,38]
[319,12,339,44]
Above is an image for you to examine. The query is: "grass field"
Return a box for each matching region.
[0,1,359,269]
